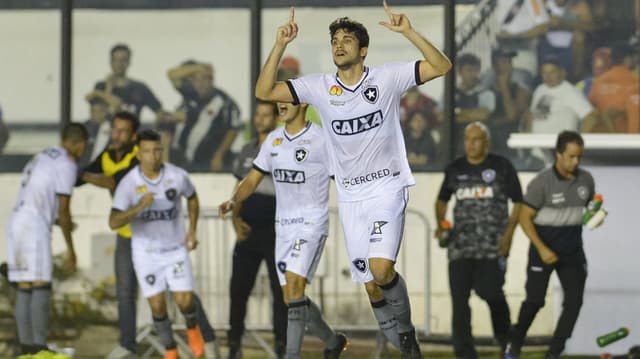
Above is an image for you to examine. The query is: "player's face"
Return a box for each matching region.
[463,126,489,160]
[111,118,136,151]
[556,142,583,174]
[191,69,214,98]
[277,102,303,124]
[331,29,367,69]
[110,50,130,77]
[254,103,277,135]
[137,140,163,172]
[541,64,564,87]
[493,57,513,75]
[70,141,88,161]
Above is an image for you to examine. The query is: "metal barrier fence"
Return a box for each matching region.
[191,207,433,336]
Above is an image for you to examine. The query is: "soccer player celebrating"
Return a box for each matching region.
[219,97,345,359]
[7,123,88,355]
[109,130,205,359]
[254,3,451,357]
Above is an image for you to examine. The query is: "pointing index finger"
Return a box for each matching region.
[289,6,295,23]
[383,0,393,20]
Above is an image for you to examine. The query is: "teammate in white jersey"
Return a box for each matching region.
[255,3,452,358]
[219,97,346,359]
[110,130,205,359]
[6,123,88,355]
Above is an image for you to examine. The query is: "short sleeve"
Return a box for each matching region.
[55,162,77,196]
[478,90,496,112]
[181,170,196,199]
[523,174,546,210]
[112,175,133,212]
[567,87,593,119]
[382,61,420,93]
[252,136,272,174]
[287,74,324,107]
[503,159,523,202]
[437,166,454,201]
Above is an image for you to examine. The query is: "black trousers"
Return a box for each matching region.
[510,247,587,355]
[449,257,511,359]
[228,225,287,347]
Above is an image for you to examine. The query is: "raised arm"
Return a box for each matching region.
[379,1,452,83]
[255,7,298,102]
[218,168,265,217]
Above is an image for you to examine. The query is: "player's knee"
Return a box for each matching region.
[173,292,194,311]
[368,259,395,285]
[285,272,306,299]
[364,281,384,301]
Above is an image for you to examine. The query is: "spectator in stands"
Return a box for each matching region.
[400,87,439,131]
[277,56,322,127]
[92,44,166,119]
[526,56,597,133]
[590,0,638,50]
[81,95,112,166]
[487,48,532,162]
[0,103,9,155]
[404,107,438,171]
[575,47,611,96]
[538,0,594,81]
[167,61,242,172]
[496,0,550,75]
[588,43,639,132]
[454,53,496,157]
[481,48,534,93]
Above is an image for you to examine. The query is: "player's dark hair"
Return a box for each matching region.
[137,129,161,145]
[256,100,278,117]
[110,43,131,59]
[62,123,89,143]
[457,53,481,69]
[329,17,370,49]
[555,130,584,154]
[113,111,140,132]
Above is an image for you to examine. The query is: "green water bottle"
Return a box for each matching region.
[582,194,603,225]
[597,327,629,347]
[438,220,452,248]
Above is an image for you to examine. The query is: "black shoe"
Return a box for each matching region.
[324,332,348,359]
[227,344,242,359]
[503,342,521,359]
[544,352,562,359]
[275,341,286,359]
[399,330,423,359]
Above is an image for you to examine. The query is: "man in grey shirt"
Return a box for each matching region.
[505,131,595,359]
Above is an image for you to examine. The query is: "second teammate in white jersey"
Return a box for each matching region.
[6,123,88,355]
[255,3,452,358]
[219,98,347,358]
[110,130,205,359]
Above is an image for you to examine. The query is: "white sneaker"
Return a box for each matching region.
[106,345,137,359]
[204,340,222,359]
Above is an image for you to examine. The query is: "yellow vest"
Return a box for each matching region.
[100,145,139,238]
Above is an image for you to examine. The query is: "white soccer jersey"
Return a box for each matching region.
[12,146,78,227]
[288,62,418,202]
[253,122,330,228]
[112,163,195,252]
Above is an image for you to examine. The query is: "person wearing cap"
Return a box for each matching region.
[166,60,242,171]
[435,121,522,359]
[486,48,532,164]
[526,56,597,134]
[588,43,640,133]
[453,53,496,158]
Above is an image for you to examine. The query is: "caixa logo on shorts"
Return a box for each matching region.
[331,110,383,136]
[273,169,306,183]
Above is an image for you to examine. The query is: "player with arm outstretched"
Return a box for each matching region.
[254,3,451,358]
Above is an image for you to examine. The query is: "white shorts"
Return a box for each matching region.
[132,245,194,298]
[338,187,408,283]
[275,222,328,286]
[6,213,53,282]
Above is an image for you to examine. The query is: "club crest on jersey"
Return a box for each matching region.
[329,85,343,96]
[136,185,147,193]
[273,137,284,146]
[295,148,308,163]
[293,239,307,251]
[482,169,496,183]
[331,110,383,136]
[145,274,155,285]
[371,220,388,235]
[277,261,287,274]
[352,258,368,273]
[273,169,306,183]
[165,188,177,200]
[577,186,589,200]
[362,85,379,104]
